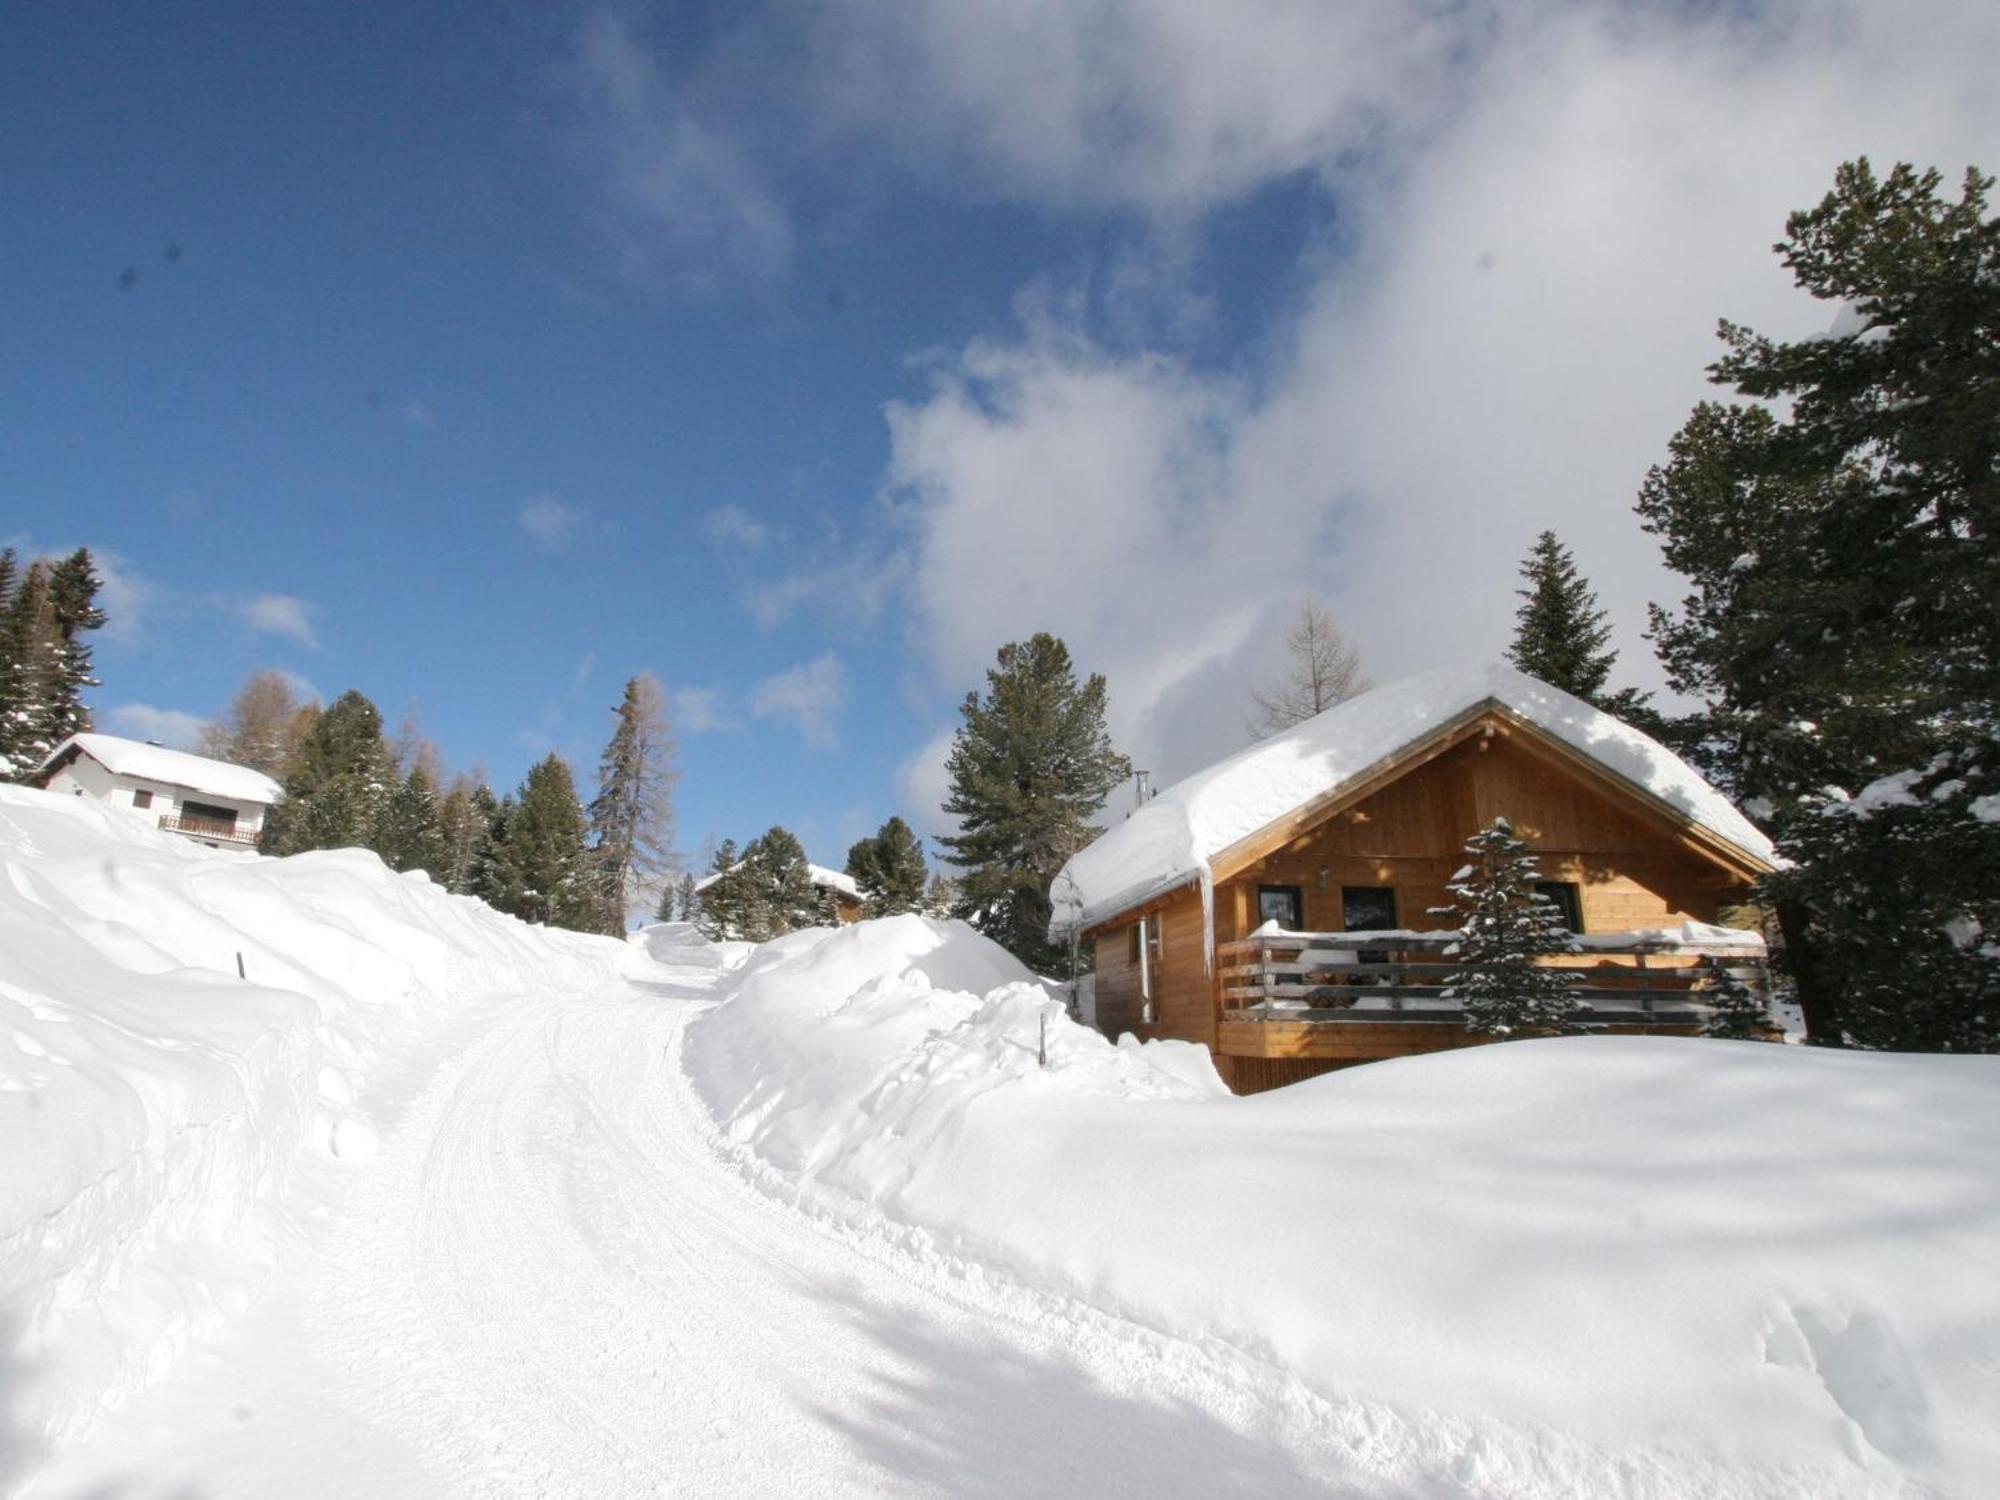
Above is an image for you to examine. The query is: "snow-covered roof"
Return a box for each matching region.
[694,861,862,900]
[1050,663,1777,937]
[44,733,283,806]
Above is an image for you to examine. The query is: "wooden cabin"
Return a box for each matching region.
[1049,664,1777,1094]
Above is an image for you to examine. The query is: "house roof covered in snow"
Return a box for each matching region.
[40,733,284,806]
[1049,663,1777,937]
[694,861,861,901]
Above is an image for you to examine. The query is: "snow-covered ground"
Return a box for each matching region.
[5,786,1998,1497]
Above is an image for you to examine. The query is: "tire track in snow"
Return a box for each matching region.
[307,977,1415,1498]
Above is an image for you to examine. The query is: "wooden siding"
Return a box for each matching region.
[1212,732,1733,952]
[1089,884,1212,1046]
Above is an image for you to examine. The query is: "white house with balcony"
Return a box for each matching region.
[35,733,282,850]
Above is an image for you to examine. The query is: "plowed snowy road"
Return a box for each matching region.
[28,968,1403,1499]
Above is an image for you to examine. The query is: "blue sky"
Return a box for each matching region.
[7,0,1995,868]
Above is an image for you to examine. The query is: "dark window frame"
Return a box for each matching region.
[1256,884,1304,931]
[180,799,239,828]
[132,788,154,809]
[1340,885,1398,935]
[1534,880,1584,933]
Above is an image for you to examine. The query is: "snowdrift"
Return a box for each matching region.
[0,786,632,1463]
[686,916,2000,1498]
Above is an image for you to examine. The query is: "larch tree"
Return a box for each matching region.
[845,815,928,916]
[941,633,1132,973]
[1431,818,1584,1038]
[1637,159,2000,1049]
[1247,598,1365,738]
[198,668,319,777]
[586,674,678,936]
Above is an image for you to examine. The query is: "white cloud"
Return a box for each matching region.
[104,703,207,749]
[703,504,775,549]
[746,550,907,632]
[238,593,319,648]
[800,0,1470,214]
[519,495,588,554]
[90,550,155,645]
[675,686,733,733]
[857,0,2000,786]
[750,652,850,750]
[570,8,794,289]
[895,725,959,839]
[274,669,323,704]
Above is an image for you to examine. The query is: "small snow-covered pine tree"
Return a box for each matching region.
[1432,817,1584,1037]
[485,754,594,931]
[261,689,393,854]
[695,839,741,940]
[376,764,449,878]
[1698,955,1771,1040]
[846,815,928,916]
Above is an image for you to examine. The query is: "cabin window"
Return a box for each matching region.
[1257,885,1303,931]
[181,800,238,830]
[1534,881,1584,933]
[132,789,153,809]
[1340,886,1397,935]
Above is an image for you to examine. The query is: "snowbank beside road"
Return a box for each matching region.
[0,786,631,1463]
[686,916,2000,1498]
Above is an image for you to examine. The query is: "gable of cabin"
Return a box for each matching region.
[1209,716,1759,952]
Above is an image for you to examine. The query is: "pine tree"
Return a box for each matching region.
[469,793,518,909]
[435,778,492,894]
[1247,599,1365,738]
[660,870,698,924]
[1698,955,1772,1040]
[1764,745,1999,1051]
[695,839,741,940]
[1506,531,1656,725]
[1508,531,1616,699]
[942,634,1132,972]
[845,816,928,916]
[1636,159,2000,1045]
[0,550,106,779]
[198,669,318,776]
[585,674,678,935]
[2,564,61,779]
[376,764,449,878]
[1432,818,1585,1037]
[740,826,819,939]
[922,871,959,918]
[485,755,594,930]
[0,549,18,774]
[261,689,393,854]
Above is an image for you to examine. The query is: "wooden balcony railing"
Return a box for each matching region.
[1217,927,1770,1024]
[157,813,258,846]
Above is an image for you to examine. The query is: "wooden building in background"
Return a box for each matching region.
[1049,665,1777,1094]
